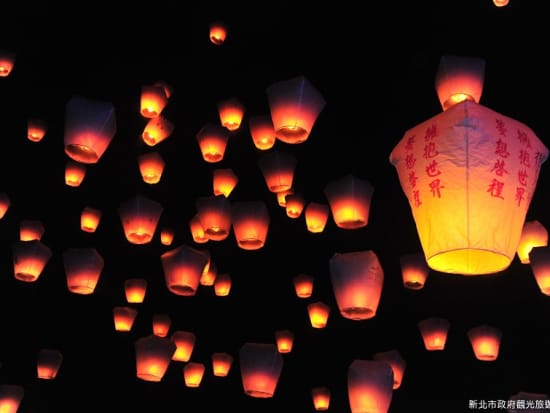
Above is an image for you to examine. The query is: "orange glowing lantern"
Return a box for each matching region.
[276,188,293,207]
[312,387,331,411]
[171,331,196,362]
[80,206,102,233]
[37,349,63,380]
[0,192,10,219]
[152,313,171,337]
[517,220,548,264]
[348,359,394,413]
[138,151,165,184]
[305,202,330,233]
[529,247,550,295]
[400,252,430,290]
[329,250,384,320]
[195,195,232,241]
[293,273,314,298]
[213,168,239,197]
[160,243,211,296]
[417,317,450,351]
[113,306,138,332]
[189,213,209,244]
[214,272,232,296]
[65,160,86,187]
[434,55,485,111]
[249,115,277,150]
[12,239,52,282]
[118,195,163,245]
[142,115,175,147]
[0,49,15,77]
[184,362,206,388]
[63,247,104,295]
[0,384,24,413]
[258,150,296,193]
[390,100,549,275]
[239,342,284,398]
[64,95,116,164]
[124,278,148,304]
[307,301,330,329]
[19,219,45,241]
[27,118,47,142]
[160,227,175,246]
[135,334,176,382]
[212,352,233,377]
[209,21,227,45]
[493,0,509,7]
[467,324,502,361]
[218,97,245,132]
[324,174,374,229]
[274,329,294,353]
[231,200,270,250]
[200,261,217,286]
[373,350,406,390]
[266,75,326,144]
[140,83,169,118]
[196,123,230,163]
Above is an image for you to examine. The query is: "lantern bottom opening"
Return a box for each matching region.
[276,126,308,144]
[427,249,511,275]
[168,284,197,296]
[340,307,376,321]
[65,144,99,164]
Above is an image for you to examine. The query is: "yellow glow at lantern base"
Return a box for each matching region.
[65,144,99,164]
[168,284,196,296]
[340,307,375,320]
[276,125,309,144]
[127,231,153,244]
[442,93,475,111]
[427,249,511,275]
[15,272,39,282]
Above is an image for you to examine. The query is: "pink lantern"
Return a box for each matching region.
[63,247,104,295]
[399,252,430,290]
[231,200,270,250]
[348,359,394,413]
[118,195,163,245]
[12,239,52,282]
[324,174,374,229]
[37,349,63,380]
[195,195,232,241]
[239,342,283,398]
[258,150,296,193]
[135,335,176,382]
[160,243,211,296]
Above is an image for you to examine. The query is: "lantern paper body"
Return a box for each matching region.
[0,384,24,413]
[239,342,283,398]
[307,301,330,329]
[152,314,171,337]
[467,325,502,361]
[400,252,430,290]
[293,273,314,298]
[138,151,165,184]
[214,272,232,296]
[312,387,331,410]
[0,49,16,77]
[161,244,210,296]
[258,150,296,193]
[64,95,116,164]
[329,250,384,320]
[517,220,548,264]
[218,97,244,131]
[389,101,549,275]
[196,123,230,163]
[305,202,330,233]
[189,214,209,244]
[119,195,163,245]
[275,329,294,353]
[213,168,239,197]
[348,359,394,413]
[528,247,550,295]
[113,306,138,332]
[231,201,270,250]
[249,115,276,150]
[19,219,45,241]
[324,174,374,229]
[27,118,47,142]
[63,247,104,295]
[140,84,169,118]
[142,115,174,147]
[200,262,217,286]
[184,362,206,387]
[212,352,233,377]
[493,0,509,7]
[286,193,305,218]
[12,240,52,282]
[195,195,232,241]
[80,206,102,233]
[135,335,176,382]
[171,331,196,362]
[124,278,148,303]
[373,350,406,390]
[0,192,10,219]
[266,75,326,144]
[37,349,63,380]
[160,227,175,246]
[417,317,450,351]
[209,21,227,45]
[276,189,293,207]
[65,160,86,187]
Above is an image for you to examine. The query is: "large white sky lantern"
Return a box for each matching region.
[390,100,548,275]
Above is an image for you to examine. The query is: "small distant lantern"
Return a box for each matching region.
[307,301,330,329]
[64,95,116,164]
[80,206,102,233]
[195,195,232,241]
[312,387,331,411]
[517,220,548,264]
[189,213,209,244]
[276,188,293,207]
[0,192,10,219]
[218,97,244,131]
[348,359,394,413]
[184,362,206,388]
[142,115,175,147]
[135,334,176,382]
[329,250,384,320]
[305,202,330,233]
[196,123,230,163]
[400,252,430,290]
[231,200,270,251]
[258,150,296,193]
[529,247,550,295]
[124,278,148,304]
[12,239,52,282]
[373,350,407,390]
[0,49,16,77]
[0,384,24,413]
[209,21,227,45]
[324,174,374,229]
[266,75,326,144]
[212,352,233,377]
[417,317,450,351]
[293,273,314,298]
[493,0,509,6]
[63,247,104,295]
[214,272,232,296]
[160,227,175,246]
[140,84,169,118]
[65,160,87,187]
[239,342,284,398]
[213,168,239,197]
[118,195,163,245]
[467,324,502,361]
[274,329,294,353]
[19,219,45,241]
[37,349,63,380]
[138,151,165,184]
[113,306,138,332]
[200,261,217,286]
[27,118,48,142]
[160,243,211,296]
[249,115,276,150]
[152,313,171,338]
[171,331,196,362]
[285,193,305,218]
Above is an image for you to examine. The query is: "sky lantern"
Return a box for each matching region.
[218,97,244,131]
[213,168,239,197]
[63,247,104,295]
[135,334,176,382]
[196,122,230,163]
[171,331,196,362]
[266,75,326,144]
[324,174,374,229]
[417,317,450,351]
[19,219,45,241]
[160,227,175,246]
[293,273,314,298]
[467,324,502,361]
[65,160,87,187]
[160,243,211,296]
[516,220,548,264]
[348,359,394,413]
[312,386,331,411]
[329,250,384,320]
[305,202,330,234]
[124,278,148,304]
[212,352,233,377]
[239,342,284,398]
[258,150,296,193]
[141,114,174,147]
[0,192,10,219]
[528,247,550,295]
[113,306,138,332]
[152,313,171,337]
[274,329,294,353]
[214,272,232,296]
[189,213,209,244]
[0,384,24,413]
[80,206,102,233]
[0,49,16,77]
[373,350,406,390]
[249,115,277,150]
[231,200,270,250]
[37,349,63,380]
[285,193,305,218]
[184,362,206,388]
[12,239,52,282]
[138,151,165,184]
[493,0,509,7]
[195,195,232,241]
[209,21,227,45]
[64,95,116,164]
[140,83,169,118]
[399,252,430,290]
[27,118,47,142]
[200,261,217,286]
[276,188,293,207]
[307,301,330,329]
[118,194,163,245]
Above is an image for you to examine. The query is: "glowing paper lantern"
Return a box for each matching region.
[0,49,16,77]
[63,247,104,295]
[249,115,277,150]
[517,220,548,264]
[390,100,549,275]
[27,118,47,142]
[113,306,138,332]
[218,97,244,131]
[64,95,116,164]
[140,84,169,118]
[12,239,52,282]
[213,168,239,197]
[0,384,24,413]
[189,214,209,244]
[305,202,330,233]
[258,150,296,193]
[184,362,206,387]
[200,262,217,286]
[329,250,384,320]
[285,193,305,218]
[400,252,430,290]
[467,324,502,361]
[528,247,550,295]
[239,342,283,398]
[274,329,294,353]
[312,387,331,411]
[124,278,148,304]
[307,301,330,329]
[138,151,165,184]
[142,115,174,147]
[0,192,10,219]
[435,55,486,111]
[80,206,102,233]
[171,331,196,362]
[118,195,163,245]
[493,0,509,7]
[160,243,211,296]
[135,334,176,382]
[160,227,175,246]
[209,21,227,45]
[276,188,293,207]
[214,272,232,296]
[293,273,314,298]
[65,160,86,187]
[231,200,270,250]
[195,195,232,241]
[37,349,63,380]
[373,350,406,390]
[196,123,230,163]
[348,359,394,413]
[19,219,45,241]
[324,174,374,229]
[152,313,171,337]
[417,317,450,351]
[212,352,233,377]
[266,75,326,144]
